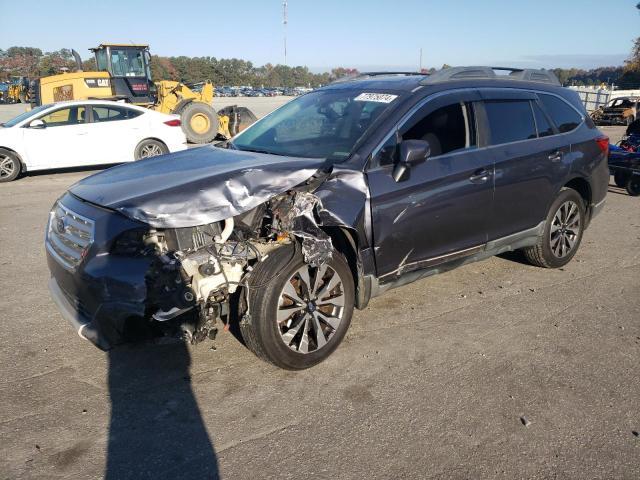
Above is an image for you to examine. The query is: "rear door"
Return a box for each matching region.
[23,105,90,169]
[85,105,144,164]
[478,89,570,240]
[367,90,495,279]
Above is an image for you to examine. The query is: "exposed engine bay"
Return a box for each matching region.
[137,190,333,344]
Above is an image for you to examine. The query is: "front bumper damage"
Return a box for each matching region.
[48,277,112,351]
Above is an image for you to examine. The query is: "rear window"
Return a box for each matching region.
[538,94,582,133]
[484,100,536,145]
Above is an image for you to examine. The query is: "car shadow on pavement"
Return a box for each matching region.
[106,341,220,480]
[496,249,532,266]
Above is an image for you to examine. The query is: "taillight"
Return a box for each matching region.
[164,119,181,127]
[595,135,609,155]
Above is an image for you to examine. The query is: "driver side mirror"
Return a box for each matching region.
[29,119,46,129]
[392,139,430,182]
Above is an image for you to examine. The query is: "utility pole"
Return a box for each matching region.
[419,48,423,71]
[283,0,288,66]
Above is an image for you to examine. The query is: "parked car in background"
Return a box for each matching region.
[46,67,608,369]
[0,100,187,182]
[591,96,639,126]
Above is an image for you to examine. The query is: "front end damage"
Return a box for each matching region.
[47,187,340,350]
[143,189,335,345]
[47,146,374,352]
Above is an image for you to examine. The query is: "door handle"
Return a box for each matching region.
[548,150,563,162]
[77,132,88,136]
[469,169,492,184]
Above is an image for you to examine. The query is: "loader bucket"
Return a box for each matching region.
[218,106,258,137]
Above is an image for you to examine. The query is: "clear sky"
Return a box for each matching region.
[1,0,637,71]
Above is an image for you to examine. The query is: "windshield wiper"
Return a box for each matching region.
[235,147,287,156]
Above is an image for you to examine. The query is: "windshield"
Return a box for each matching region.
[110,48,146,77]
[2,104,51,127]
[231,89,400,160]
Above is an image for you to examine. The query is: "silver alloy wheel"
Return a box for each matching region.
[0,154,15,178]
[139,143,163,158]
[550,200,581,258]
[276,264,345,354]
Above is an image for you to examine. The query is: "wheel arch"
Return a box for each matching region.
[170,98,194,116]
[135,137,168,149]
[320,225,368,310]
[0,146,27,172]
[134,138,169,159]
[563,176,592,225]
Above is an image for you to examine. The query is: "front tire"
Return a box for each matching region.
[240,244,355,370]
[626,176,640,196]
[0,149,21,182]
[134,139,168,160]
[523,188,585,268]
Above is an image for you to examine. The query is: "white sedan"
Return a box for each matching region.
[0,100,187,182]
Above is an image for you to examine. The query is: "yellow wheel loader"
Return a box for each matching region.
[29,44,256,143]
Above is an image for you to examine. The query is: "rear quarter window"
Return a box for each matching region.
[484,100,537,145]
[92,106,143,123]
[531,102,554,137]
[538,94,582,133]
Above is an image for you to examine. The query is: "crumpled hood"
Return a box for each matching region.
[69,145,326,228]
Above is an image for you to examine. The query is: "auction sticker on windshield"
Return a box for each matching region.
[354,93,398,103]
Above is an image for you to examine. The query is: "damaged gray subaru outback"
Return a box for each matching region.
[46,67,609,369]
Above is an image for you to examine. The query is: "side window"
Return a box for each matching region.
[484,100,536,145]
[373,102,474,167]
[538,94,582,133]
[531,102,554,138]
[95,49,108,71]
[92,106,141,123]
[38,106,87,127]
[402,102,474,158]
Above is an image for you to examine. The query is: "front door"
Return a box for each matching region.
[23,105,90,169]
[367,90,495,280]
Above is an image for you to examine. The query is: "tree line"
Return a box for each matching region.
[0,47,354,87]
[1,44,639,89]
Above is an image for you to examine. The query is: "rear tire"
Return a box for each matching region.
[523,188,585,268]
[614,171,628,188]
[134,139,168,160]
[179,102,218,144]
[0,149,21,182]
[626,176,640,196]
[240,244,354,370]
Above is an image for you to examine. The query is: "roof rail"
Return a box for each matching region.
[419,66,560,86]
[331,71,427,84]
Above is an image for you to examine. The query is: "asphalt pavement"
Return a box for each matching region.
[0,101,638,479]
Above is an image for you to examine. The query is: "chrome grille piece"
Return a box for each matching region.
[46,202,95,270]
